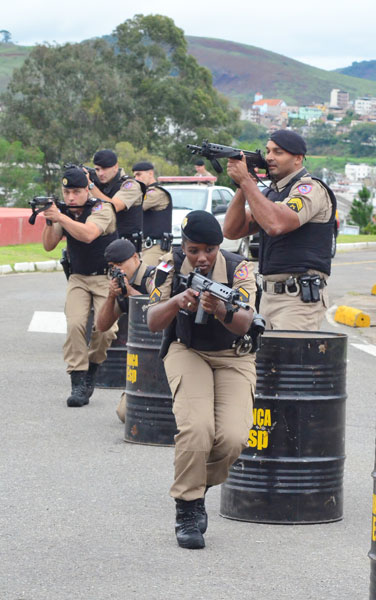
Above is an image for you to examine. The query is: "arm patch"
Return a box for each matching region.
[286,197,303,213]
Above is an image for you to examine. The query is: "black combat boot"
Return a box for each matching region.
[195,498,208,534]
[85,362,99,399]
[175,499,205,549]
[67,371,89,407]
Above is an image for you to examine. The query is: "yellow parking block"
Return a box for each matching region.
[372,284,376,296]
[334,306,371,328]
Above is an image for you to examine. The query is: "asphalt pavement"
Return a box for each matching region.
[1,248,376,600]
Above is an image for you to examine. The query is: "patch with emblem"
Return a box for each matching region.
[158,262,173,273]
[182,217,188,229]
[238,287,249,303]
[148,188,155,193]
[234,265,249,280]
[122,181,133,189]
[62,178,68,186]
[149,288,161,304]
[296,184,312,195]
[286,197,303,213]
[92,202,103,211]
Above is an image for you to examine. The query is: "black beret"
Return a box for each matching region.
[194,159,205,166]
[104,239,137,263]
[132,161,154,171]
[270,130,307,155]
[62,167,88,189]
[181,210,223,245]
[93,149,118,168]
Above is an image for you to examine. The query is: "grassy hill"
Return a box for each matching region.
[335,60,376,82]
[186,36,376,106]
[0,43,32,93]
[2,36,376,109]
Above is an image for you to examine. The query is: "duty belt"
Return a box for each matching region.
[73,268,109,276]
[144,237,161,249]
[262,277,326,295]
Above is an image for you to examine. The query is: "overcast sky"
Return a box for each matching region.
[2,0,375,71]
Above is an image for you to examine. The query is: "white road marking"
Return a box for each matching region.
[28,311,67,334]
[325,304,340,327]
[351,343,376,358]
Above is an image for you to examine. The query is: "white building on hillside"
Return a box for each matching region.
[345,163,376,181]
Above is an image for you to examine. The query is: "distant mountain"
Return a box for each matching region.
[335,60,376,82]
[186,36,376,106]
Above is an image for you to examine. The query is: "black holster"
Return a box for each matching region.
[60,248,71,280]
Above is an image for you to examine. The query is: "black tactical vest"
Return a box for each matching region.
[116,264,155,313]
[143,184,172,239]
[258,169,337,276]
[170,249,248,351]
[64,200,118,275]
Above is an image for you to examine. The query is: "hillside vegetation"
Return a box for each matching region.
[186,36,376,105]
[0,44,31,92]
[335,60,376,81]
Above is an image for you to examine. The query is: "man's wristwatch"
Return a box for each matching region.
[88,182,95,190]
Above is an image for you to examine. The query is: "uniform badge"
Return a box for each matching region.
[158,262,173,273]
[149,288,161,304]
[297,184,312,195]
[92,202,103,211]
[286,197,303,213]
[182,217,188,229]
[234,265,248,280]
[238,287,249,303]
[122,181,133,190]
[62,178,68,186]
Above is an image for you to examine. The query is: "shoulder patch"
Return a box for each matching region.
[234,265,249,280]
[296,184,312,195]
[237,287,249,303]
[122,181,134,190]
[147,188,155,193]
[92,202,103,212]
[286,197,303,213]
[157,262,173,273]
[149,288,161,304]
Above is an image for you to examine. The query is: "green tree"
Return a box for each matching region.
[349,185,374,232]
[347,123,376,156]
[236,121,268,145]
[0,30,12,44]
[0,138,44,206]
[113,14,240,166]
[0,39,130,192]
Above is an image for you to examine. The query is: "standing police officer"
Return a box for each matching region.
[86,150,144,246]
[132,161,173,266]
[147,211,256,549]
[42,166,118,407]
[224,129,336,330]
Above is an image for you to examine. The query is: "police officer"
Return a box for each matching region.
[96,239,155,332]
[147,210,256,549]
[86,150,144,246]
[224,129,336,330]
[194,158,213,182]
[42,166,118,407]
[132,161,173,266]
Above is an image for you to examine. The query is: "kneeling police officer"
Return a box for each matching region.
[147,210,256,549]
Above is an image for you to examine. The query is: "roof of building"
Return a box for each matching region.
[252,98,285,106]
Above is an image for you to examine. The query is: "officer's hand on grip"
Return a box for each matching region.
[176,289,199,312]
[43,203,61,223]
[200,291,223,316]
[108,277,124,299]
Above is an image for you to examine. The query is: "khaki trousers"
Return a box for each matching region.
[260,287,329,330]
[63,274,118,373]
[164,342,256,501]
[141,244,165,267]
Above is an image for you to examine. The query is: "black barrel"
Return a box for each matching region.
[369,443,376,598]
[95,313,129,388]
[220,331,347,524]
[124,296,177,445]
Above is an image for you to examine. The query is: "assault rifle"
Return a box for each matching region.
[187,140,268,180]
[109,266,127,296]
[63,162,97,182]
[28,196,67,225]
[178,268,250,325]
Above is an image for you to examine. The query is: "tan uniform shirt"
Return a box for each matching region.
[114,177,144,211]
[114,261,155,318]
[149,251,256,311]
[264,169,332,282]
[52,201,117,238]
[143,186,170,212]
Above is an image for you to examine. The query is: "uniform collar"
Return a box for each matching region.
[271,168,306,192]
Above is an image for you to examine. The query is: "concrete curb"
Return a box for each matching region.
[0,260,63,274]
[337,241,376,251]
